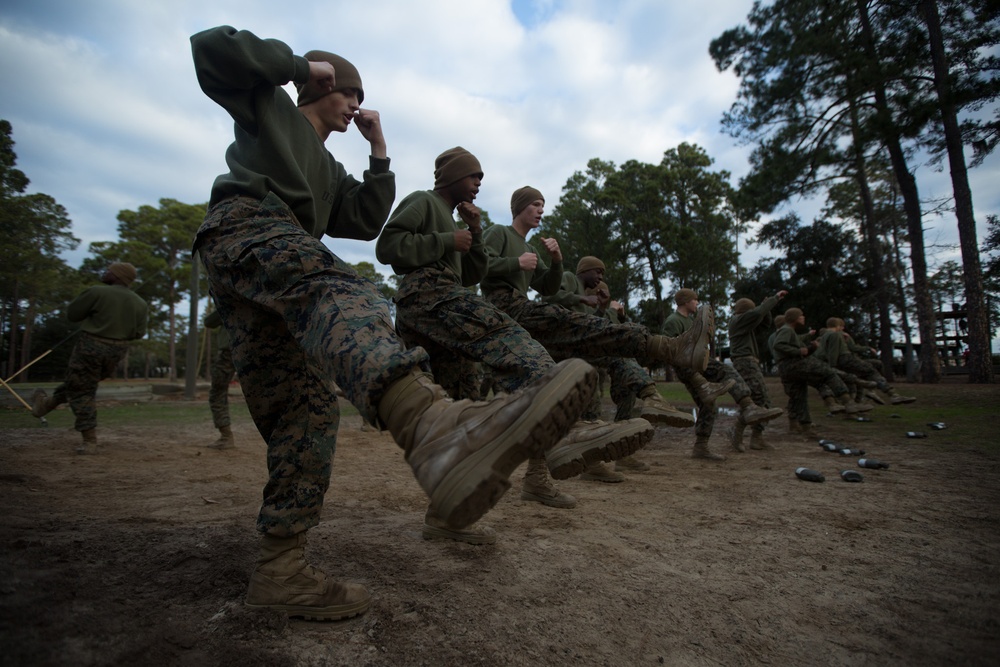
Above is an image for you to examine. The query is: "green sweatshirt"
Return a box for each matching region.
[728,295,779,359]
[480,225,563,297]
[68,284,148,341]
[662,310,693,338]
[772,325,806,363]
[814,330,848,364]
[375,190,486,286]
[191,26,395,241]
[541,271,591,313]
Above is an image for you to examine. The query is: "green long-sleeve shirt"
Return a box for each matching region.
[375,190,486,286]
[814,330,848,364]
[541,271,592,313]
[728,295,779,359]
[662,310,694,338]
[772,325,806,363]
[480,225,563,297]
[68,284,148,341]
[191,26,395,241]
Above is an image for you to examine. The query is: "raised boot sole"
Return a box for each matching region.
[428,359,596,529]
[741,406,784,425]
[640,406,695,428]
[546,419,654,480]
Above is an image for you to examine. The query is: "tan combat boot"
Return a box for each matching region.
[749,430,773,451]
[615,455,650,472]
[691,374,736,404]
[839,396,874,414]
[520,458,577,508]
[244,533,370,620]
[737,397,784,424]
[579,461,625,483]
[545,418,653,480]
[209,425,235,450]
[822,396,846,414]
[886,388,916,405]
[864,390,886,405]
[422,507,497,545]
[645,305,714,371]
[378,358,594,529]
[692,435,725,461]
[31,389,56,418]
[636,387,694,427]
[76,429,98,455]
[728,418,747,452]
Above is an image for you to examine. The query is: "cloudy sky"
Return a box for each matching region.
[1,0,997,294]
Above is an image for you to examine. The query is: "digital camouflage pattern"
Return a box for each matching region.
[394,268,553,395]
[676,359,750,438]
[732,356,772,434]
[195,194,427,536]
[49,333,129,432]
[209,345,236,429]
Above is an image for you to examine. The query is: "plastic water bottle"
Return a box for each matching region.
[818,439,839,447]
[838,447,865,456]
[795,467,825,482]
[906,431,927,439]
[840,470,864,482]
[820,442,839,452]
[858,458,890,470]
[927,422,947,430]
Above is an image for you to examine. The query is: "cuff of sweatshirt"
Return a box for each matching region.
[292,55,311,85]
[369,156,391,173]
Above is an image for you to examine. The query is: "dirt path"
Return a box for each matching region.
[1,383,998,666]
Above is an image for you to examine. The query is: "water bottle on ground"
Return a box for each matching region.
[838,447,865,456]
[858,458,890,470]
[906,431,927,439]
[840,470,864,482]
[795,467,825,482]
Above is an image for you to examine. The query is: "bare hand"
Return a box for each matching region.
[456,202,481,233]
[581,295,601,308]
[454,229,473,253]
[309,61,336,91]
[539,237,562,263]
[354,108,386,158]
[777,290,789,300]
[518,252,538,272]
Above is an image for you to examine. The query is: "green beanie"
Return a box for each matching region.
[296,50,364,106]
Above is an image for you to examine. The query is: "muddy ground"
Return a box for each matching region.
[1,379,998,666]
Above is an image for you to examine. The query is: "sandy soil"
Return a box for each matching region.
[1,381,998,666]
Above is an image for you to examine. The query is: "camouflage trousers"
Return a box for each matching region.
[782,380,811,424]
[778,356,848,426]
[676,358,749,437]
[395,268,553,397]
[815,369,859,400]
[836,353,891,393]
[194,193,427,537]
[584,357,655,422]
[50,333,128,432]
[732,356,772,434]
[208,346,236,429]
[485,289,650,363]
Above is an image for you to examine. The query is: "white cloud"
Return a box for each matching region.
[0,0,997,301]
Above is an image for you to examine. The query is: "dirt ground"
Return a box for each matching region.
[1,379,998,666]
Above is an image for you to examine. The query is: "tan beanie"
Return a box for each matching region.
[107,263,137,287]
[674,288,698,306]
[733,298,755,314]
[774,315,785,328]
[784,307,803,323]
[826,317,845,328]
[296,50,364,106]
[510,186,544,217]
[433,147,483,189]
[576,256,606,274]
[585,280,610,297]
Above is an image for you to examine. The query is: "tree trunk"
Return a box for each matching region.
[16,295,37,382]
[847,97,895,375]
[6,279,20,380]
[856,0,940,383]
[920,0,994,383]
